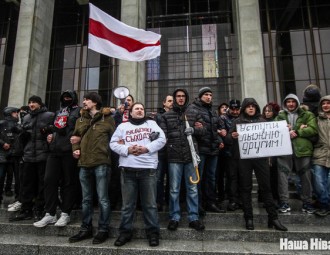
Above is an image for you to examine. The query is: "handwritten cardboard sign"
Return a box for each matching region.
[237,120,292,159]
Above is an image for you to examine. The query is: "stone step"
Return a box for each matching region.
[1,202,330,254]
[0,233,327,255]
[0,200,330,225]
[1,198,329,225]
[0,212,329,243]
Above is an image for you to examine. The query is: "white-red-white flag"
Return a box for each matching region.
[88,3,161,62]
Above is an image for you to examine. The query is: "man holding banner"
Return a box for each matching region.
[276,93,318,214]
[229,98,287,231]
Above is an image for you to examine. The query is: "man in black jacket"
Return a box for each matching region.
[188,87,224,213]
[0,107,21,204]
[33,90,80,228]
[155,95,173,211]
[160,88,205,231]
[9,96,54,221]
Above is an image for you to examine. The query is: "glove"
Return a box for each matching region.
[184,127,194,136]
[149,131,160,141]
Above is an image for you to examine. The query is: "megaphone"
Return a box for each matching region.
[114,86,130,104]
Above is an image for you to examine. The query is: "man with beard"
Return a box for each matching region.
[69,92,115,245]
[9,96,54,221]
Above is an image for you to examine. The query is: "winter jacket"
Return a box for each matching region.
[229,98,265,159]
[275,94,318,157]
[155,108,167,158]
[72,107,115,168]
[159,88,205,163]
[312,95,330,167]
[49,90,81,154]
[219,112,237,157]
[21,106,55,162]
[0,116,23,162]
[188,98,222,155]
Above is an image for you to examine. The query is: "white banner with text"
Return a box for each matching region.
[237,120,292,159]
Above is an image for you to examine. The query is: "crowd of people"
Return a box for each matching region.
[0,83,329,246]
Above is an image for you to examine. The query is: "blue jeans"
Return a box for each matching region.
[119,167,159,237]
[312,164,330,208]
[79,164,111,232]
[198,154,218,206]
[168,162,199,222]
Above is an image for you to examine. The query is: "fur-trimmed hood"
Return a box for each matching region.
[318,95,330,119]
[80,107,112,119]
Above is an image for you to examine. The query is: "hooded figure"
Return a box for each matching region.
[0,106,21,204]
[51,90,80,152]
[302,84,321,116]
[313,95,330,168]
[281,94,300,129]
[275,93,318,215]
[312,95,330,216]
[60,90,78,108]
[229,97,287,232]
[172,88,190,114]
[32,90,81,228]
[159,88,206,232]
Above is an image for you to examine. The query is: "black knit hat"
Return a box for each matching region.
[229,99,240,109]
[84,92,102,109]
[198,87,212,98]
[28,95,43,106]
[303,84,321,103]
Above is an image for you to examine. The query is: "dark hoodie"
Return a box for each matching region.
[49,90,81,154]
[159,88,205,163]
[172,88,190,114]
[229,98,264,159]
[0,109,21,162]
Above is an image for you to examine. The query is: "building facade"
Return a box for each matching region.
[0,0,329,113]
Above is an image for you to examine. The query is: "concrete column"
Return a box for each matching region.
[118,0,146,103]
[8,0,55,107]
[233,0,267,107]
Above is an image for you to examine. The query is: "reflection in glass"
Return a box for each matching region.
[86,67,100,90]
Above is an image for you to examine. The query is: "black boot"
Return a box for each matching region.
[245,219,254,230]
[9,210,33,221]
[268,219,288,231]
[69,230,93,243]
